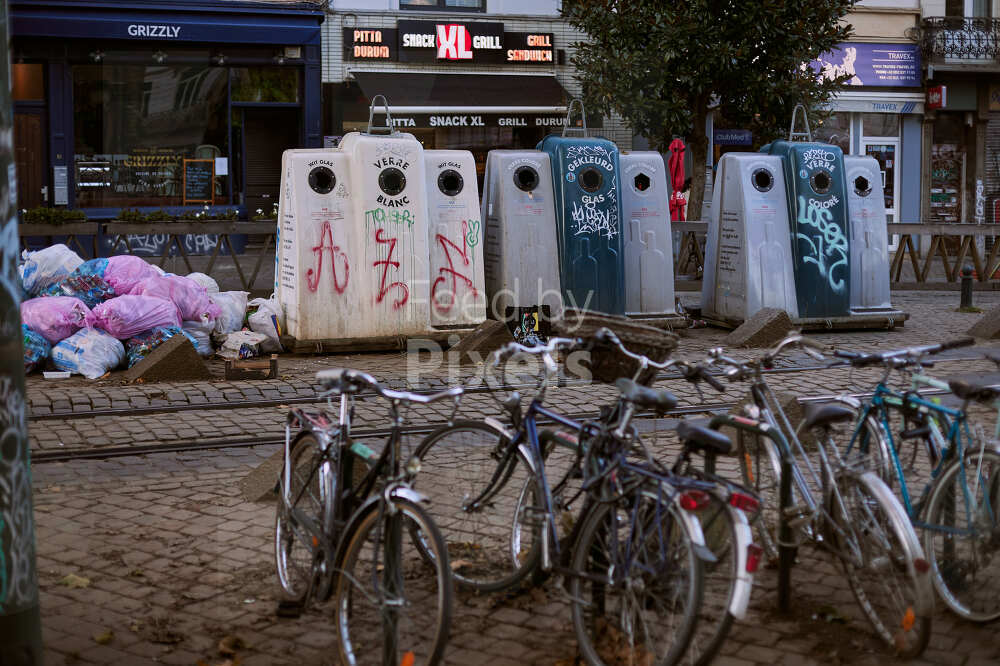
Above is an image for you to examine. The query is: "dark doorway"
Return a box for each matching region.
[241,107,300,216]
[14,111,46,209]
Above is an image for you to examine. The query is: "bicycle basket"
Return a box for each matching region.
[553,309,678,386]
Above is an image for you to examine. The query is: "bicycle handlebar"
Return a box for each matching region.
[833,336,975,368]
[316,368,463,404]
[491,336,582,366]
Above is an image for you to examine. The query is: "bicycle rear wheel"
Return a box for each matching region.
[412,421,543,592]
[682,493,742,666]
[923,448,1000,622]
[274,433,335,605]
[334,496,453,666]
[834,471,933,658]
[569,489,704,666]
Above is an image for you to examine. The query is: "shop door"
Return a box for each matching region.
[862,140,900,250]
[14,111,46,208]
[243,108,300,216]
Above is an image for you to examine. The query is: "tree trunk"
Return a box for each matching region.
[686,103,709,222]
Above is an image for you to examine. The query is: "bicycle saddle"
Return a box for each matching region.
[677,420,732,456]
[948,378,1000,404]
[614,377,678,413]
[801,402,855,430]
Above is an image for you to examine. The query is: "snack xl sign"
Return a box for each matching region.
[398,20,503,62]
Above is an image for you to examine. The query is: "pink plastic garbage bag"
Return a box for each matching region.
[19,296,91,344]
[129,275,222,323]
[85,295,181,339]
[103,255,161,294]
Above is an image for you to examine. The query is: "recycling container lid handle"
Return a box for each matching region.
[562,98,589,137]
[788,103,813,142]
[367,94,397,136]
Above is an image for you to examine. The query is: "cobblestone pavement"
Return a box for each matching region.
[26,291,1000,664]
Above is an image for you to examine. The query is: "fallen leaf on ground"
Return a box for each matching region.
[93,630,114,645]
[59,574,91,589]
[218,635,246,656]
[449,559,473,571]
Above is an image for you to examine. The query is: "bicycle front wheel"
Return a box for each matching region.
[274,433,335,605]
[923,448,1000,622]
[334,496,453,666]
[834,471,933,658]
[412,421,543,592]
[569,490,704,666]
[737,430,784,562]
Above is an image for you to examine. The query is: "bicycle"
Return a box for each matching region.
[707,334,934,658]
[832,339,1000,622]
[584,330,764,666]
[413,333,758,665]
[274,368,458,665]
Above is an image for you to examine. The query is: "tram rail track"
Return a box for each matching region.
[26,352,989,422]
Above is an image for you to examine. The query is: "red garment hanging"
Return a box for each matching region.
[667,138,686,222]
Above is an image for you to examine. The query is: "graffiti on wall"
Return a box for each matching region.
[373,227,409,309]
[0,376,36,614]
[795,195,849,293]
[432,220,479,314]
[564,145,620,239]
[306,220,349,294]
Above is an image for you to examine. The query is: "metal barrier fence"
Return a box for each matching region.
[673,221,1000,290]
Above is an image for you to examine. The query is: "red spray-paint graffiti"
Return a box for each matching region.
[306,221,349,293]
[373,227,409,309]
[432,220,478,314]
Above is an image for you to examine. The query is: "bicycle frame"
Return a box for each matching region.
[282,393,422,569]
[476,394,714,574]
[848,377,993,537]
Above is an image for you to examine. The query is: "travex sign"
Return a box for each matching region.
[365,113,568,128]
[345,21,554,64]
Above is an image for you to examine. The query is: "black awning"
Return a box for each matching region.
[351,71,568,108]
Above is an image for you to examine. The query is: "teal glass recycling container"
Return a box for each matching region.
[763,140,851,318]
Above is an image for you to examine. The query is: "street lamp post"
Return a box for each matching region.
[0,0,43,662]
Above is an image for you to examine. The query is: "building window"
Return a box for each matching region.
[72,64,229,208]
[860,113,899,139]
[12,63,44,101]
[814,112,851,154]
[231,67,300,104]
[400,0,485,11]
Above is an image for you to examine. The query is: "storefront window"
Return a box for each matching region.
[12,63,44,101]
[400,0,484,8]
[813,112,850,154]
[231,67,299,104]
[73,64,229,208]
[861,113,899,138]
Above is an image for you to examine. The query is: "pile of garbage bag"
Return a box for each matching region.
[18,245,284,379]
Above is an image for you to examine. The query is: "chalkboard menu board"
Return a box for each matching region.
[183,159,214,205]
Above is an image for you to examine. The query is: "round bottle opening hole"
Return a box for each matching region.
[308,166,336,195]
[379,167,406,196]
[579,167,603,193]
[513,165,539,192]
[854,176,871,197]
[810,171,831,195]
[438,169,464,197]
[752,168,773,193]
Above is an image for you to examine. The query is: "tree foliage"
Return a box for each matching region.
[563,0,857,216]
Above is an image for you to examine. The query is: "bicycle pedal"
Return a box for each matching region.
[275,600,304,618]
